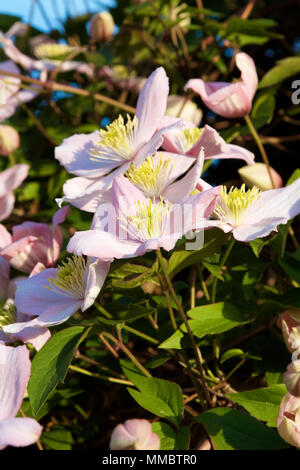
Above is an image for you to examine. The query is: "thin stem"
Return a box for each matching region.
[211,237,235,303]
[190,265,197,309]
[122,324,159,345]
[158,273,178,330]
[197,265,210,301]
[244,114,275,187]
[102,332,152,378]
[69,364,133,385]
[0,69,136,114]
[156,249,211,407]
[94,301,112,319]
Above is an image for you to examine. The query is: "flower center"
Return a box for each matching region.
[122,197,173,241]
[126,153,174,198]
[173,127,203,153]
[214,184,261,226]
[34,43,75,60]
[46,256,86,298]
[0,304,17,328]
[90,114,138,164]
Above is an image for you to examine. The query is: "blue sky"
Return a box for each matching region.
[1,0,115,32]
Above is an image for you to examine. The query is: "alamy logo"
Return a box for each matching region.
[291,79,300,105]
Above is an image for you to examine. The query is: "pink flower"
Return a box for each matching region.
[204,178,300,242]
[2,256,110,333]
[0,206,70,273]
[0,344,42,449]
[185,52,258,118]
[55,67,181,212]
[160,120,255,165]
[0,163,29,221]
[67,174,220,261]
[279,310,300,354]
[110,419,160,450]
[277,394,300,448]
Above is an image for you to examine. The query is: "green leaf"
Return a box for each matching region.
[151,422,177,450]
[226,384,286,427]
[175,426,191,450]
[259,57,300,88]
[167,229,227,278]
[221,348,245,363]
[279,253,300,284]
[251,90,276,127]
[122,361,183,428]
[28,326,89,416]
[196,408,288,450]
[159,302,252,349]
[41,426,73,450]
[111,263,158,289]
[287,169,300,186]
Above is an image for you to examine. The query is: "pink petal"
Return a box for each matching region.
[82,258,111,311]
[0,164,29,197]
[0,224,12,248]
[0,417,42,449]
[236,52,258,102]
[55,131,118,177]
[135,67,169,147]
[0,344,30,420]
[0,192,15,221]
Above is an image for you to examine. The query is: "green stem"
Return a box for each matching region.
[197,265,210,301]
[69,364,133,385]
[122,324,159,345]
[244,114,275,187]
[156,249,211,407]
[94,301,112,319]
[211,237,235,303]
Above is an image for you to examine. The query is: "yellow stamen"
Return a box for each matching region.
[122,197,173,241]
[0,304,17,328]
[46,256,86,298]
[214,184,261,226]
[34,43,75,60]
[175,127,203,153]
[126,153,174,197]
[90,114,138,163]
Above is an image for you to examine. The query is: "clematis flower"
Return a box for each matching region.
[110,419,160,450]
[0,206,70,273]
[67,174,220,261]
[185,52,258,118]
[238,163,282,191]
[2,256,110,333]
[160,121,255,165]
[204,178,300,242]
[277,394,300,448]
[0,163,29,221]
[55,67,182,212]
[0,343,42,449]
[166,95,202,126]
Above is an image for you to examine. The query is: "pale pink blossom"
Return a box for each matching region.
[0,206,70,273]
[110,419,160,450]
[67,174,220,261]
[0,163,29,221]
[185,52,258,118]
[2,256,110,333]
[277,394,300,448]
[55,67,182,212]
[160,120,255,165]
[204,178,300,242]
[0,344,42,449]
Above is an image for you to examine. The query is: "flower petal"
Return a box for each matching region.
[0,417,42,450]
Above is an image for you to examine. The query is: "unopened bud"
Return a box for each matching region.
[90,12,115,42]
[279,310,300,353]
[0,125,20,156]
[238,163,282,191]
[277,393,300,447]
[284,361,300,397]
[166,95,202,126]
[109,419,160,450]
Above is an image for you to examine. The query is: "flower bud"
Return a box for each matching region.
[0,125,20,156]
[238,163,282,191]
[109,419,160,450]
[166,95,202,126]
[284,361,300,397]
[277,393,300,447]
[90,12,115,42]
[279,310,300,353]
